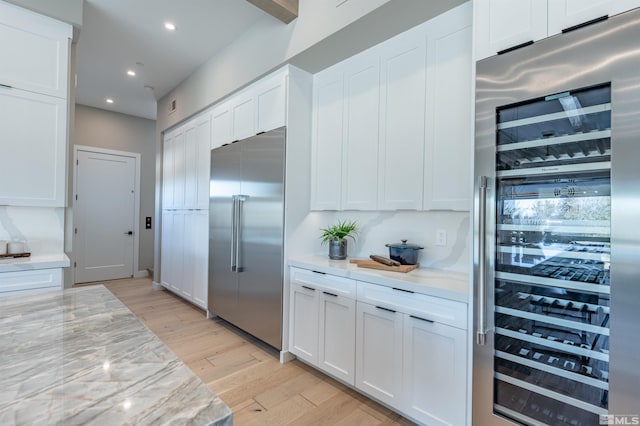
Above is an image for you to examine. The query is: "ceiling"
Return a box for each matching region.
[75,0,270,120]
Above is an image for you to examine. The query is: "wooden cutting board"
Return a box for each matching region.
[349,259,418,273]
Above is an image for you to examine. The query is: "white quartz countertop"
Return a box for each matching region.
[288,256,469,303]
[0,285,232,425]
[0,253,70,273]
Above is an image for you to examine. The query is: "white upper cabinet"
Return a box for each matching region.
[474,0,547,60]
[310,65,344,211]
[0,1,71,99]
[475,0,640,60]
[377,25,426,211]
[0,2,71,207]
[341,53,380,211]
[311,3,472,211]
[255,71,286,133]
[0,88,67,206]
[424,4,472,211]
[231,90,255,141]
[211,68,288,148]
[162,113,211,210]
[548,0,640,34]
[211,101,232,149]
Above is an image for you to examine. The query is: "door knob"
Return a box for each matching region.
[125,231,134,235]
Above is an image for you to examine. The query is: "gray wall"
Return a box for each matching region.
[74,104,156,271]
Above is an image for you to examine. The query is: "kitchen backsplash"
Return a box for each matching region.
[0,206,65,255]
[302,211,470,274]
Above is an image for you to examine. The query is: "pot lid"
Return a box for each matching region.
[385,239,424,250]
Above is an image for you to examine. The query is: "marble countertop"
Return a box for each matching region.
[0,253,70,273]
[288,256,469,303]
[0,285,232,425]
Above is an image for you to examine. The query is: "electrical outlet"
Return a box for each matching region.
[436,229,447,246]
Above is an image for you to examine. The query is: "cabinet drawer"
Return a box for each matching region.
[357,281,467,329]
[290,267,356,297]
[0,268,62,296]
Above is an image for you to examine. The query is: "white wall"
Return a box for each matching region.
[73,105,156,271]
[5,0,82,27]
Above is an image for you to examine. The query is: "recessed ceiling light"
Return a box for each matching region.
[127,70,136,76]
[164,22,176,31]
[106,98,114,104]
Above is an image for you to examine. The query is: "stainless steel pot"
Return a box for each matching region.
[385,239,424,265]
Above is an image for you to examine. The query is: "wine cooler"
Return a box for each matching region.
[473,8,640,426]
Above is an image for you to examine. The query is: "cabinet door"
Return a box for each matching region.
[289,282,319,364]
[211,101,232,149]
[318,291,356,385]
[169,211,185,294]
[256,72,286,133]
[548,0,640,35]
[402,315,467,426]
[184,122,198,209]
[181,211,196,300]
[310,66,344,210]
[162,132,175,209]
[424,4,472,211]
[160,210,173,288]
[341,54,380,211]
[196,115,212,210]
[0,268,62,296]
[0,87,67,206]
[355,302,403,407]
[172,130,186,209]
[191,210,209,309]
[231,91,255,141]
[474,0,548,60]
[0,1,71,98]
[377,29,426,210]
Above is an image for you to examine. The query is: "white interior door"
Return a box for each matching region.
[75,149,137,283]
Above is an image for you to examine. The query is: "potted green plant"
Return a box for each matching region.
[320,220,358,260]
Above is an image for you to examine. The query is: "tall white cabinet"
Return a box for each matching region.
[0,1,71,207]
[161,113,211,309]
[310,3,472,212]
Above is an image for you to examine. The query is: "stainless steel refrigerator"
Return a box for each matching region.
[208,126,285,350]
[473,9,640,426]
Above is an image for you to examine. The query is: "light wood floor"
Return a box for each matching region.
[83,277,415,425]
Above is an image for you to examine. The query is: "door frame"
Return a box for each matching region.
[72,145,142,284]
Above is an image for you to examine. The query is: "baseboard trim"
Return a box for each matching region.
[151,281,164,290]
[280,350,296,364]
[133,270,149,278]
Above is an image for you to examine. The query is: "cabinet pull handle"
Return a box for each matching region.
[410,315,434,324]
[497,40,533,55]
[323,291,338,297]
[375,305,396,313]
[312,270,326,275]
[392,287,414,294]
[476,176,488,346]
[0,83,12,89]
[562,15,607,34]
[302,285,315,291]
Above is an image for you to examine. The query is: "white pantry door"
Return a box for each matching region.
[75,149,137,283]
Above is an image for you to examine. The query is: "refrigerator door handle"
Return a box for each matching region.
[230,195,237,272]
[477,176,488,346]
[236,195,247,272]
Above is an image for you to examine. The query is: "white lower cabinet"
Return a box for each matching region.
[0,268,63,296]
[318,289,356,383]
[289,266,468,425]
[403,314,467,426]
[289,267,356,384]
[160,210,208,309]
[355,301,403,407]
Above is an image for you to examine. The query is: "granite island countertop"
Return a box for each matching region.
[0,285,232,425]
